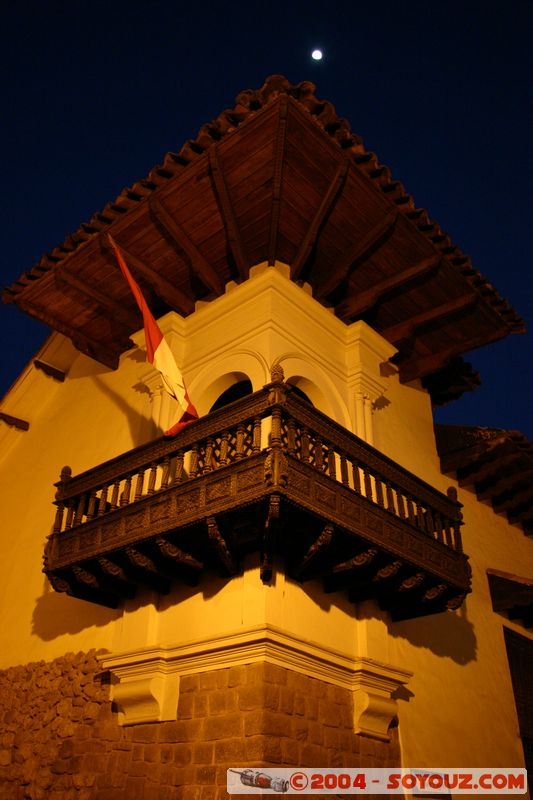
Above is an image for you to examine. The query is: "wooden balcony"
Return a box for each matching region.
[44,371,471,620]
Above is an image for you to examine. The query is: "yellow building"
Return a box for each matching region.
[1,76,531,799]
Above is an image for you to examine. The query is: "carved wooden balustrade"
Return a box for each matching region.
[44,373,471,619]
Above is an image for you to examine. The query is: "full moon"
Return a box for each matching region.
[311,49,323,60]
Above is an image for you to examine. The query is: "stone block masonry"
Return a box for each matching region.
[0,651,399,798]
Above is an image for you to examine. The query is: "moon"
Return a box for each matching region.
[311,49,323,61]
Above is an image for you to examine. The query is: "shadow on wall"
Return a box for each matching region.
[32,579,120,641]
[298,577,477,665]
[385,601,477,666]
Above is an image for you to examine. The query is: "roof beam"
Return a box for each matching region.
[15,297,121,369]
[291,162,348,280]
[336,255,441,320]
[315,209,399,299]
[55,268,139,329]
[381,293,479,344]
[399,325,509,383]
[100,236,195,315]
[149,195,223,296]
[208,146,249,281]
[268,95,289,266]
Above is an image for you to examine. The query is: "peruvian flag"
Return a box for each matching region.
[108,235,198,437]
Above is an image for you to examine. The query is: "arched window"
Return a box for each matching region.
[287,382,313,406]
[209,379,253,412]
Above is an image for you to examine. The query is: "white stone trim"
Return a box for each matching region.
[99,624,411,736]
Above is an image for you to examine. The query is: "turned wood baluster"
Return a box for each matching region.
[219,432,229,465]
[161,457,171,489]
[301,427,310,462]
[434,513,444,543]
[204,439,214,473]
[340,455,349,486]
[110,481,120,511]
[314,436,324,471]
[134,469,145,501]
[375,476,385,507]
[147,463,158,495]
[425,508,435,537]
[287,418,297,455]
[271,408,282,447]
[452,519,463,553]
[235,424,246,459]
[53,503,65,534]
[252,417,261,454]
[189,445,199,477]
[120,476,132,507]
[98,485,108,516]
[396,490,406,519]
[86,492,97,520]
[327,446,336,480]
[416,501,425,529]
[363,467,373,501]
[174,451,185,483]
[352,460,361,494]
[443,517,453,547]
[64,502,75,530]
[406,496,416,525]
[386,483,396,514]
[74,494,85,525]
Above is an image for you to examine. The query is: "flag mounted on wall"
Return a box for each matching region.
[108,235,198,437]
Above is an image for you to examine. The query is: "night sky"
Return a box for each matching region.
[1,0,531,437]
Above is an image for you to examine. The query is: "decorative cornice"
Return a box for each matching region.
[99,624,411,737]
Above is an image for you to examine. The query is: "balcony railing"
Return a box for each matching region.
[44,369,471,619]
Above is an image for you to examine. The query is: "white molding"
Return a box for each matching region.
[99,624,411,736]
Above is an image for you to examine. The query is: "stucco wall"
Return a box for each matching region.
[0,262,531,781]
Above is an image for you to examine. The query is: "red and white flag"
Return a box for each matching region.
[108,235,198,437]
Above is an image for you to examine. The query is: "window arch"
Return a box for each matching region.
[209,379,253,412]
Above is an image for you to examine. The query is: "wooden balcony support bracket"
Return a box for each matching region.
[149,195,223,297]
[268,95,289,266]
[208,146,249,281]
[207,517,238,577]
[292,523,334,581]
[100,234,195,316]
[315,209,399,299]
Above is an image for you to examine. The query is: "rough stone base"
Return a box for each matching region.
[0,651,399,799]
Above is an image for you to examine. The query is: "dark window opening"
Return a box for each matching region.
[210,379,253,412]
[288,383,313,406]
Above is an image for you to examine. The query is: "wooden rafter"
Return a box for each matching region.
[315,209,399,299]
[16,297,121,369]
[208,146,249,281]
[400,325,509,383]
[149,195,223,296]
[100,236,195,315]
[381,292,479,344]
[291,162,348,280]
[336,255,441,320]
[268,95,289,266]
[55,268,139,329]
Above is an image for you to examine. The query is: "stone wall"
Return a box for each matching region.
[0,651,399,799]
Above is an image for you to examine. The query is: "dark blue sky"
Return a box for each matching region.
[1,0,531,437]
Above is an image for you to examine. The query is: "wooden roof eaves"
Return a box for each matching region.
[3,75,524,340]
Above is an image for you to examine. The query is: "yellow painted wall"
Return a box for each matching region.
[1,262,531,777]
